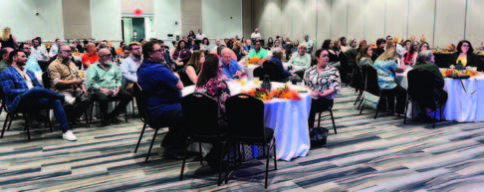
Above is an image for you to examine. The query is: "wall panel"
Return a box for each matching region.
[316,0,332,48]
[364,0,385,44]
[303,0,318,45]
[347,0,365,41]
[91,0,122,41]
[434,0,466,47]
[331,0,347,40]
[408,0,435,46]
[466,0,484,47]
[385,0,408,39]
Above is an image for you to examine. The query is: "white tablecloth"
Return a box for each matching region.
[444,75,484,122]
[182,81,311,161]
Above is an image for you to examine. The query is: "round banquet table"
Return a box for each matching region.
[397,69,484,122]
[182,81,312,161]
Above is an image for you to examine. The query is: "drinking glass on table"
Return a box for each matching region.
[240,78,247,86]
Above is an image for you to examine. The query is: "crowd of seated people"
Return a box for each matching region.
[0,24,481,172]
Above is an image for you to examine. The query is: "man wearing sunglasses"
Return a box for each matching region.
[86,48,132,126]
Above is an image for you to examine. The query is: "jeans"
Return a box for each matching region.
[91,88,132,120]
[308,97,334,128]
[17,87,70,133]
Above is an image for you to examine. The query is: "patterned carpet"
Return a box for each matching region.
[1,88,484,191]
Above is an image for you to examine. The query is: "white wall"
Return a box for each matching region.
[91,0,122,41]
[251,0,484,48]
[202,0,242,39]
[153,0,182,39]
[0,0,64,41]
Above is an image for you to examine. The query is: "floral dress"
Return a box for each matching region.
[303,65,341,100]
[195,77,231,122]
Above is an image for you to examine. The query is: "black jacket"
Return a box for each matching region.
[448,52,483,71]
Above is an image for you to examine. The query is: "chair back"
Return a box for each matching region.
[42,72,51,89]
[133,83,149,123]
[226,94,268,143]
[407,69,436,109]
[254,60,280,82]
[361,65,380,95]
[181,93,221,136]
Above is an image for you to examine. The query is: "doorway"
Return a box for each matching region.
[121,16,153,44]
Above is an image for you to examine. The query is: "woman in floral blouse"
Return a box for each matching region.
[304,49,341,128]
[196,54,231,126]
[195,53,231,170]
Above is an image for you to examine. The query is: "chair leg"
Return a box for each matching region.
[132,100,136,118]
[125,106,128,123]
[217,141,227,186]
[134,122,147,153]
[145,128,159,162]
[329,109,337,134]
[272,139,277,170]
[24,113,31,141]
[1,113,10,138]
[265,143,270,189]
[359,98,365,114]
[433,108,437,129]
[403,99,409,124]
[179,139,190,181]
[7,113,14,131]
[48,110,53,132]
[198,142,203,166]
[374,98,381,119]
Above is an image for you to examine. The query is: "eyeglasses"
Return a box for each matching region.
[151,49,163,53]
[63,50,72,53]
[321,54,329,57]
[101,54,112,57]
[462,45,470,48]
[132,48,141,50]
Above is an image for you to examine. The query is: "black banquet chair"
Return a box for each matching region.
[180,93,229,186]
[405,69,445,128]
[133,84,167,162]
[358,65,394,119]
[225,93,277,189]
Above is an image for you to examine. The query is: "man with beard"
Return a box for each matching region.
[86,48,132,126]
[30,37,50,71]
[20,43,42,73]
[0,50,77,140]
[0,47,13,72]
[120,43,142,92]
[48,45,92,125]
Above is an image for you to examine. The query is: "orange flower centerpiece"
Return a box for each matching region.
[244,85,301,101]
[441,68,479,77]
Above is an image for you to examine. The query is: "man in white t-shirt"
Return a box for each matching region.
[251,28,262,41]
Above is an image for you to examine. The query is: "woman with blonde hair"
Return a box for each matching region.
[0,27,18,49]
[178,50,205,86]
[373,40,407,116]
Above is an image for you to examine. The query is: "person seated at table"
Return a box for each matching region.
[270,48,292,80]
[243,39,254,53]
[371,38,386,61]
[413,50,447,119]
[178,50,204,86]
[288,44,311,76]
[321,39,339,63]
[292,40,300,53]
[220,48,246,80]
[266,37,274,50]
[81,43,99,69]
[137,41,186,159]
[449,40,482,70]
[418,42,430,53]
[304,49,341,129]
[86,48,133,126]
[200,38,211,51]
[0,47,13,72]
[0,50,77,140]
[120,43,142,92]
[172,40,192,65]
[48,45,91,125]
[114,45,130,65]
[373,40,407,115]
[274,40,283,50]
[356,45,373,66]
[195,54,231,170]
[404,41,419,66]
[232,41,245,61]
[212,38,222,53]
[248,40,268,61]
[188,39,199,51]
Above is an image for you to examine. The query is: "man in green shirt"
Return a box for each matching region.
[248,40,268,60]
[0,47,13,72]
[86,48,132,126]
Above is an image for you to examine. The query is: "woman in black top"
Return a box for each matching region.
[449,40,482,71]
[187,30,196,40]
[321,39,339,62]
[0,27,18,49]
[266,37,274,50]
[178,51,205,86]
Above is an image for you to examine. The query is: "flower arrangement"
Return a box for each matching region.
[441,68,479,77]
[244,85,301,101]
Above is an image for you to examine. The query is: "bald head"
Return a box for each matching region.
[58,45,72,61]
[98,48,112,64]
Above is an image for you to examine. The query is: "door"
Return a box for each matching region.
[132,18,145,42]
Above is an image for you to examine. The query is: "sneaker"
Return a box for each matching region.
[63,130,77,141]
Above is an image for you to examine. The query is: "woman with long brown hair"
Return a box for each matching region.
[0,27,18,49]
[356,45,373,66]
[373,40,407,115]
[178,51,205,86]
